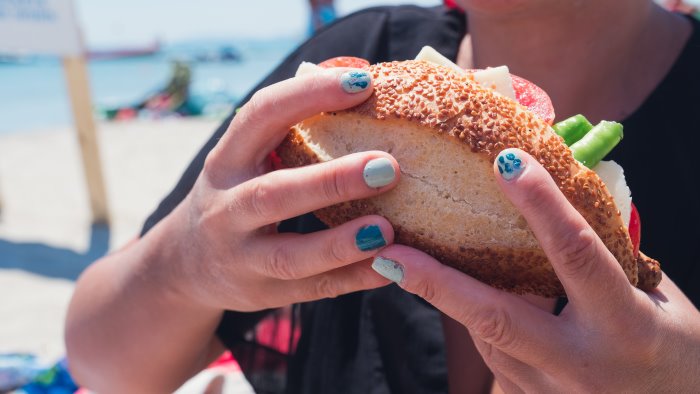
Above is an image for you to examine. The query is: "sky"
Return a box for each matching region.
[75,0,440,48]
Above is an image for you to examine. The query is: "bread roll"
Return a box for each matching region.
[278,60,658,297]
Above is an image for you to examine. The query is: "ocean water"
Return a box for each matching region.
[0,37,301,134]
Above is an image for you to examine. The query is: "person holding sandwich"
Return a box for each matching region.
[65,0,700,392]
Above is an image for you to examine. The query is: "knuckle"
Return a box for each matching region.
[323,238,349,265]
[554,228,599,279]
[463,306,515,349]
[321,167,349,201]
[190,191,224,235]
[202,152,219,178]
[247,179,281,218]
[413,276,441,305]
[245,89,278,122]
[313,274,339,299]
[264,245,298,279]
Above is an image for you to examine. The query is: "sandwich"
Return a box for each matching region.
[277,47,661,297]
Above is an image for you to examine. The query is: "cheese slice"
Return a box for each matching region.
[414,46,465,74]
[415,46,515,99]
[471,66,516,100]
[593,160,632,228]
[295,61,324,77]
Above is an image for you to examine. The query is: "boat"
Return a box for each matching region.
[88,41,161,61]
[193,45,242,63]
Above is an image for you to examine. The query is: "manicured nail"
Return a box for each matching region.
[340,70,371,93]
[372,256,404,283]
[363,158,395,188]
[496,148,526,181]
[355,225,386,251]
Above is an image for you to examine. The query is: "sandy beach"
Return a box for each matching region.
[0,118,218,361]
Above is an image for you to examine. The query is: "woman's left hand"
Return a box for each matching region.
[373,149,700,393]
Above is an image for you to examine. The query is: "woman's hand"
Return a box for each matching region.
[158,68,399,312]
[372,148,700,392]
[67,68,399,392]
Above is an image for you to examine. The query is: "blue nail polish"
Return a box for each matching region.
[363,158,395,188]
[355,225,386,251]
[496,148,526,181]
[372,256,404,283]
[341,70,371,93]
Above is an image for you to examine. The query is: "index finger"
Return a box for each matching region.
[374,245,567,371]
[208,68,373,179]
[493,148,634,317]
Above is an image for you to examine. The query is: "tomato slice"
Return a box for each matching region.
[510,74,555,125]
[318,56,370,69]
[629,202,641,258]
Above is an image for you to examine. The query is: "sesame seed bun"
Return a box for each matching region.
[278,60,660,297]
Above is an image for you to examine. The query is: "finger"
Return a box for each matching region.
[492,148,634,316]
[228,151,399,231]
[250,215,394,280]
[278,259,391,305]
[373,245,567,371]
[209,67,373,176]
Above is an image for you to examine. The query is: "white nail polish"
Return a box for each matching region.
[372,256,404,284]
[363,158,395,188]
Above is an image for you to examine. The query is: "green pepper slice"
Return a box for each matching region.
[552,114,594,146]
[569,121,623,168]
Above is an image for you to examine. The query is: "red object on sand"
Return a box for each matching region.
[115,108,137,121]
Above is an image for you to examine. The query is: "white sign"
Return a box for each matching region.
[0,0,82,56]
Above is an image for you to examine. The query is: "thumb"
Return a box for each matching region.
[492,148,634,315]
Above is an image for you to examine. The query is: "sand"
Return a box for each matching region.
[0,118,218,361]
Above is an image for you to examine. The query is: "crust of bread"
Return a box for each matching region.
[278,60,654,296]
[636,252,662,292]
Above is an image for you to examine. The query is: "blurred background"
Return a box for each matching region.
[0,0,443,133]
[0,0,697,392]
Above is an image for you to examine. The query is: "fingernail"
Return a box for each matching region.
[355,225,386,251]
[340,70,371,93]
[372,256,404,283]
[363,158,395,188]
[496,148,526,181]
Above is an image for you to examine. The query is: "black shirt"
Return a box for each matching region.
[141,6,700,394]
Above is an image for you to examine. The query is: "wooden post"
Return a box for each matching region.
[62,55,110,224]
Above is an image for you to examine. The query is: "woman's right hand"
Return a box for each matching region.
[65,68,398,392]
[157,67,399,312]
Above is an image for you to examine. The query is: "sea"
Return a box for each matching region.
[0,37,302,135]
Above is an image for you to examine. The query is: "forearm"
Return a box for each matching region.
[65,220,224,393]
